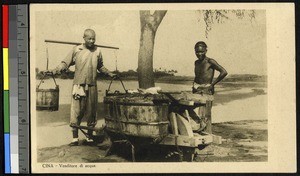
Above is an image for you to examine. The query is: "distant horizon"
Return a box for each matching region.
[35,66,268,78]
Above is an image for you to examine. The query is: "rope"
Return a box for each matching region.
[37,73,58,89]
[37,42,58,89]
[46,42,49,70]
[37,74,46,89]
[107,49,127,93]
[107,76,127,93]
[114,50,118,72]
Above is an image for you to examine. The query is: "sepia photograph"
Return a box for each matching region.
[30,3,296,173]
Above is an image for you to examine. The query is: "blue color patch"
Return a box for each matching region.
[5,133,11,173]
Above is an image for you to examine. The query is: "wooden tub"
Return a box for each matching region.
[36,86,59,111]
[103,94,170,142]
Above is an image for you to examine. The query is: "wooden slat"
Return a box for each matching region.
[159,134,213,147]
[204,101,213,134]
[212,134,222,144]
[178,100,194,106]
[169,112,178,135]
[176,114,194,137]
[159,135,195,147]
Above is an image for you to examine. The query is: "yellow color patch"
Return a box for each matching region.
[3,48,9,90]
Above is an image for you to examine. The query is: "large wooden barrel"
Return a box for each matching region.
[36,86,59,111]
[103,94,170,141]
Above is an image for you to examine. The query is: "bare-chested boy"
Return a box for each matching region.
[193,41,227,94]
[187,41,227,133]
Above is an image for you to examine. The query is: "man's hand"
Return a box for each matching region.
[42,69,59,76]
[108,73,118,79]
[41,70,53,76]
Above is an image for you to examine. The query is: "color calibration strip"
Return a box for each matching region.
[9,5,19,173]
[3,4,11,174]
[3,5,29,174]
[17,5,30,174]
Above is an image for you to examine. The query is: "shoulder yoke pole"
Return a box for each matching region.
[44,39,119,50]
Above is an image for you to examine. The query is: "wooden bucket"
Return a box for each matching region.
[103,94,170,140]
[36,74,59,111]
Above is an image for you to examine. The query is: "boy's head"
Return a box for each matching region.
[83,29,96,48]
[194,41,207,60]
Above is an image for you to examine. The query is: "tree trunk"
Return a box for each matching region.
[138,10,167,89]
[138,23,155,89]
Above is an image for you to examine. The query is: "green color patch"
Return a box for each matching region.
[4,91,10,133]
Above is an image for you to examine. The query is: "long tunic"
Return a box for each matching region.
[58,44,110,85]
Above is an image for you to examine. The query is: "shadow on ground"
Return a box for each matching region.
[37,120,268,163]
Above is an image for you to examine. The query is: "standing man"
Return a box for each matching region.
[49,29,116,146]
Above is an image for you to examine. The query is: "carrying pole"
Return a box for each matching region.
[45,42,49,70]
[44,39,119,50]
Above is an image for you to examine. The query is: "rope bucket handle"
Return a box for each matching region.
[37,72,58,89]
[37,42,59,90]
[107,76,128,94]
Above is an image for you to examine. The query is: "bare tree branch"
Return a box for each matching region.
[248,10,256,22]
[139,10,150,26]
[140,10,150,17]
[201,9,256,38]
[153,10,167,30]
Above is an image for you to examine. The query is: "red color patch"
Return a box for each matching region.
[2,5,9,48]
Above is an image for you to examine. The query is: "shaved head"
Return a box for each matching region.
[83,29,96,38]
[83,29,96,49]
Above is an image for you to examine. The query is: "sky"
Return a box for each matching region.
[32,7,266,76]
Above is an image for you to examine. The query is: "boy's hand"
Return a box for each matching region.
[207,84,214,94]
[203,84,214,94]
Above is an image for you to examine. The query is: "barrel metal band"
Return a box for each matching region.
[105,117,169,126]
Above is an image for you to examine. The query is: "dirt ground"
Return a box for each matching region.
[195,120,267,162]
[37,119,267,163]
